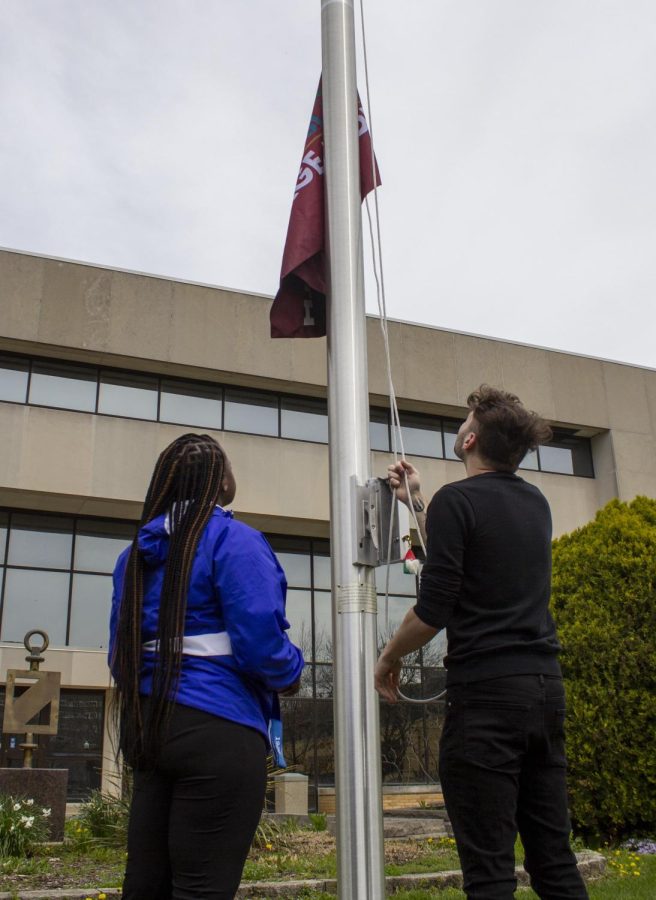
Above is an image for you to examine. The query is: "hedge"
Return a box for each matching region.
[551,496,656,840]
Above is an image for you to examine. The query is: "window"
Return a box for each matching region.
[398,412,444,459]
[281,396,328,443]
[0,354,29,403]
[0,510,135,649]
[160,379,222,429]
[443,420,461,461]
[98,371,158,420]
[369,409,391,452]
[539,431,594,477]
[29,361,97,412]
[519,449,539,471]
[224,388,278,436]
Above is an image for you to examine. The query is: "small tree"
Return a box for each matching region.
[551,496,656,840]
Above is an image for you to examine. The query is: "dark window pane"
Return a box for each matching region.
[276,552,311,588]
[48,690,105,800]
[224,388,278,436]
[75,521,135,573]
[29,361,97,412]
[0,355,29,403]
[279,698,315,774]
[285,589,313,660]
[314,699,335,785]
[541,433,594,477]
[313,590,333,662]
[1,569,69,644]
[313,554,331,590]
[8,514,74,568]
[519,449,539,471]
[315,663,333,698]
[369,409,390,452]
[68,574,112,649]
[98,371,158,420]
[443,419,461,461]
[281,396,328,443]
[398,413,443,458]
[379,683,426,782]
[160,380,222,429]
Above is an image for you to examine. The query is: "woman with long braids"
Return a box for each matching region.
[109,433,304,900]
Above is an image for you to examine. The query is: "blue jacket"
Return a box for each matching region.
[109,507,305,742]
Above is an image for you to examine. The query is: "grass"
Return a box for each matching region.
[1,824,655,898]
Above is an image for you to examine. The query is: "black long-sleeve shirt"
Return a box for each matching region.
[414,471,562,685]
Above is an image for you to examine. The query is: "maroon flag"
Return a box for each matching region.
[270,80,380,338]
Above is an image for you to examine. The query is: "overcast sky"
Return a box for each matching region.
[1,1,655,368]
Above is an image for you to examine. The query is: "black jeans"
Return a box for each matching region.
[122,703,267,900]
[439,675,589,900]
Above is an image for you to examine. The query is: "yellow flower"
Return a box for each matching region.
[265,842,273,851]
[426,837,433,844]
[99,894,107,899]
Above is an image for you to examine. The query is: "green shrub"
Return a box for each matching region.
[0,796,50,857]
[552,496,656,840]
[74,789,130,849]
[309,812,328,832]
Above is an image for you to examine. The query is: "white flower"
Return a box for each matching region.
[42,807,51,817]
[25,817,34,828]
[26,798,34,806]
[13,803,21,811]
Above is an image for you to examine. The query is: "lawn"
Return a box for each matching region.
[0,826,655,898]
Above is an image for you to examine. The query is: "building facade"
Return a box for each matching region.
[1,248,655,807]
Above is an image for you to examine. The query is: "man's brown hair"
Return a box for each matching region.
[467,385,553,472]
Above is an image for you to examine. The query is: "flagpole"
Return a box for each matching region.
[321,1,386,897]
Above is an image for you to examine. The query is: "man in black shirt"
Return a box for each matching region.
[375,385,588,900]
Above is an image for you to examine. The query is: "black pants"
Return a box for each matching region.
[439,675,589,900]
[122,703,267,900]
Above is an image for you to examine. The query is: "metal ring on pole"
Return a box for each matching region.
[24,629,49,655]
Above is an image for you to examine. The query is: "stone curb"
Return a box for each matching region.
[0,851,607,899]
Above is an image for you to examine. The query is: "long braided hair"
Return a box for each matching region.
[111,433,227,767]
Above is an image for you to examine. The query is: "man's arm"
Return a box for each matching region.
[387,459,427,546]
[374,609,437,703]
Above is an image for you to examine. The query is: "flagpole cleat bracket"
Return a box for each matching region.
[353,476,403,567]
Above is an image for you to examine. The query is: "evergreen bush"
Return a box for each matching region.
[551,496,656,840]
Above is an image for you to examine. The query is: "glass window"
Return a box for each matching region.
[0,511,8,563]
[224,388,278,436]
[281,396,328,443]
[443,419,461,461]
[98,371,158,420]
[519,449,539,471]
[68,574,113,649]
[285,589,313,660]
[540,433,594,477]
[369,409,390,452]
[377,595,415,649]
[315,664,333,698]
[1,568,69,644]
[313,590,333,662]
[538,444,574,475]
[375,562,417,596]
[277,552,311,588]
[160,379,222,429]
[75,521,134,573]
[398,413,443,458]
[0,355,29,403]
[29,361,97,412]
[421,631,448,668]
[7,514,74,569]
[313,554,331,590]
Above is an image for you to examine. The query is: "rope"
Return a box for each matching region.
[358,0,444,703]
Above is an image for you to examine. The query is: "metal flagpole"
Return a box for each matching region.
[321,1,386,897]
